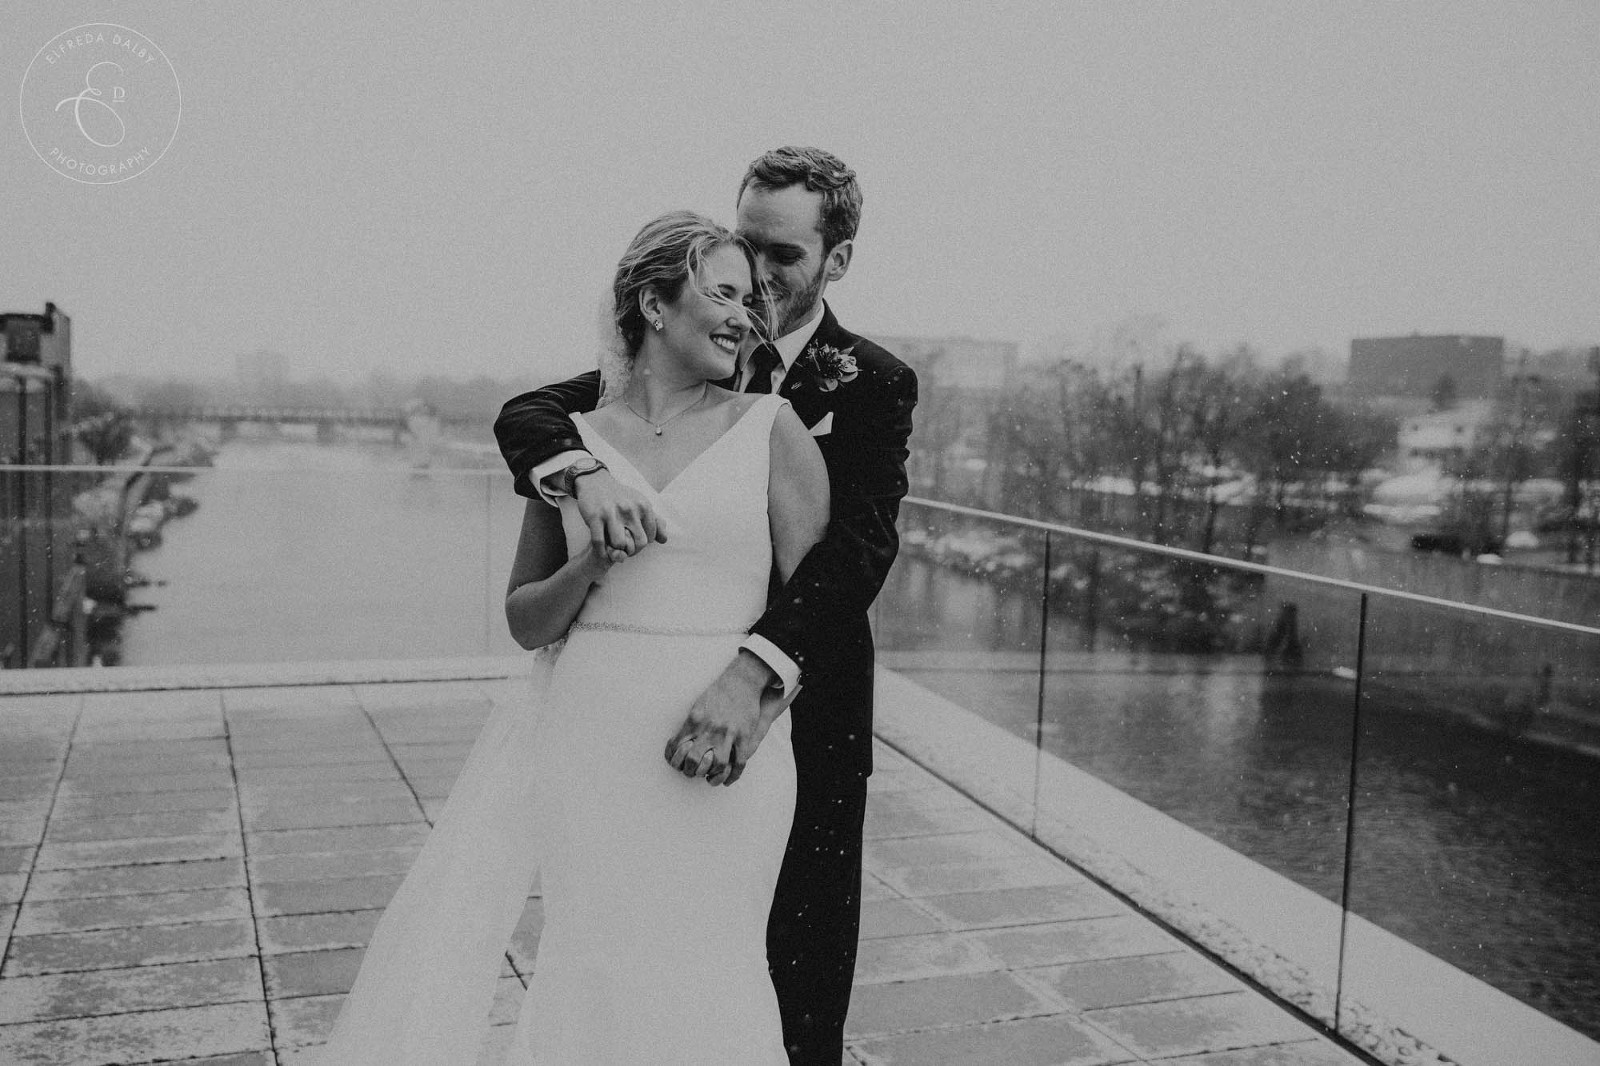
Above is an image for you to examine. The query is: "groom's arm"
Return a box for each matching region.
[668,356,916,786]
[750,359,918,676]
[494,371,603,500]
[496,371,670,558]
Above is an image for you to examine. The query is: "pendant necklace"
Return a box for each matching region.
[622,383,710,436]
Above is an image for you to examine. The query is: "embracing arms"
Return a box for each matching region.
[495,371,601,498]
[497,357,919,677]
[497,356,919,671]
[498,356,912,782]
[495,372,668,553]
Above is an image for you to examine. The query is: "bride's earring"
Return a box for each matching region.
[651,319,663,331]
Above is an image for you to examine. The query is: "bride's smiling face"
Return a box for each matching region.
[656,243,755,380]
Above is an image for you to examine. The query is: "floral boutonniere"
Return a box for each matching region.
[801,343,860,392]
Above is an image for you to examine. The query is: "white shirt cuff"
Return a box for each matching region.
[740,634,801,698]
[530,449,592,506]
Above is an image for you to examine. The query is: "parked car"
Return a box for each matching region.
[1409,531,1503,556]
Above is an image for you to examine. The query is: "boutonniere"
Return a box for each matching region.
[800,343,860,392]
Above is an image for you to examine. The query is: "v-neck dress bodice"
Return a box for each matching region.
[562,394,784,638]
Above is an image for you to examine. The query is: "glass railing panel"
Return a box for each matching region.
[1342,596,1600,1058]
[872,500,1050,830]
[127,466,498,666]
[2,457,515,671]
[1033,541,1362,1024]
[484,470,534,657]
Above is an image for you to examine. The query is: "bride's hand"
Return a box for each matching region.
[583,533,631,576]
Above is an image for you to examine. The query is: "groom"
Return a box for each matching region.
[494,146,916,1064]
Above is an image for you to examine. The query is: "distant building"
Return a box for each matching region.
[1349,334,1504,402]
[1,300,75,470]
[1,302,87,668]
[876,334,1018,396]
[1396,399,1495,470]
[873,334,1018,504]
[1523,346,1597,392]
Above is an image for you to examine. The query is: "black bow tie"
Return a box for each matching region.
[742,343,782,394]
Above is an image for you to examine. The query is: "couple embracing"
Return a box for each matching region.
[316,147,917,1065]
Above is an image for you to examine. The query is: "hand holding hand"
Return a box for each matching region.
[582,538,628,574]
[664,651,792,786]
[572,469,668,557]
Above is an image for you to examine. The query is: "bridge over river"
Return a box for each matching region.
[130,405,412,442]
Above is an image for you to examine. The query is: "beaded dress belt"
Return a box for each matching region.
[569,621,750,637]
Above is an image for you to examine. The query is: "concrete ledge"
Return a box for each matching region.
[873,667,1600,1066]
[0,655,536,697]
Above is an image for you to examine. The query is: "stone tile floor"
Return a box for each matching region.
[0,677,1368,1065]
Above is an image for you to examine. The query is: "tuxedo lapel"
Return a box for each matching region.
[809,303,855,351]
[782,374,829,429]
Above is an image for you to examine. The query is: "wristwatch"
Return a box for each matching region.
[556,456,608,497]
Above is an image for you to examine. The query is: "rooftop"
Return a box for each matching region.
[0,664,1363,1066]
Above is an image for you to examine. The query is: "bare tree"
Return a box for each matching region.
[70,380,135,465]
[994,360,1113,522]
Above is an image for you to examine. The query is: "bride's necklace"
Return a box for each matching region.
[621,383,710,436]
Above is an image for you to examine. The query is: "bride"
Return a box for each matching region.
[312,212,829,1065]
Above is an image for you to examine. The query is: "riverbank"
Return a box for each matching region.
[73,435,214,665]
[897,504,1600,763]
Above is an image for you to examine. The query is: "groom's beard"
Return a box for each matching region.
[769,262,827,339]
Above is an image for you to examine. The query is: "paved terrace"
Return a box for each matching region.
[0,673,1367,1066]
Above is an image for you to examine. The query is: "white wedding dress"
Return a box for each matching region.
[315,393,796,1066]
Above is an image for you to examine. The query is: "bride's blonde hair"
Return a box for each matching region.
[597,212,772,405]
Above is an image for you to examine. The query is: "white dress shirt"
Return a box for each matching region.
[529,301,830,696]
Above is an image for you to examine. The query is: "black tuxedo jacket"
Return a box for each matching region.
[494,304,917,778]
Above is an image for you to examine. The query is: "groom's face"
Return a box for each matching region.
[735,184,834,338]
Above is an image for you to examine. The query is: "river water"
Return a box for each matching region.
[122,435,525,666]
[122,436,1599,1041]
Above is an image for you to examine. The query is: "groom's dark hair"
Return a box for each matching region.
[738,147,862,252]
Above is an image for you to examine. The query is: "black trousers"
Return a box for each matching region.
[767,769,870,1066]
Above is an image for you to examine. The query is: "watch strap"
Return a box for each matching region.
[562,458,608,496]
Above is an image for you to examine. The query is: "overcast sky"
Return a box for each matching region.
[4,2,1597,385]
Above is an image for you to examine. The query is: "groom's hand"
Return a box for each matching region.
[572,470,667,556]
[665,651,777,786]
